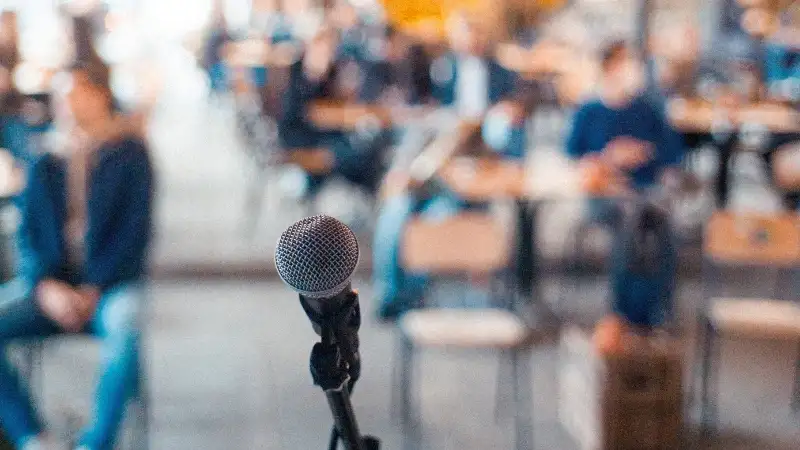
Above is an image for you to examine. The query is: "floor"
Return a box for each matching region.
[24,277,800,450]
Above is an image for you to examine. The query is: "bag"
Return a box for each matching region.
[610,199,676,328]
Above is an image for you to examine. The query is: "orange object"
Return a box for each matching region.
[593,315,627,354]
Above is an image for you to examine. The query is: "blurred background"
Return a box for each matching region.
[0,0,799,449]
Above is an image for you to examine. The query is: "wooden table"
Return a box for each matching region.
[224,39,298,68]
[308,101,432,131]
[384,152,592,302]
[668,98,800,134]
[308,101,395,131]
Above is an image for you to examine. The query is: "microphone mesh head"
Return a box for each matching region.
[275,215,359,298]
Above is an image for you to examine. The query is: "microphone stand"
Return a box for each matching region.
[300,290,380,450]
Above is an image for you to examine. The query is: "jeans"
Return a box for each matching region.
[585,196,676,327]
[373,191,466,316]
[0,280,144,450]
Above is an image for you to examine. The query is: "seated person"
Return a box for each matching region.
[430,12,526,158]
[359,26,423,106]
[0,61,153,450]
[373,13,526,320]
[278,25,387,196]
[568,42,682,327]
[567,40,684,227]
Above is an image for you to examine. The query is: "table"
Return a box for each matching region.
[437,155,592,300]
[308,101,433,131]
[668,98,800,134]
[668,97,800,206]
[224,39,298,68]
[384,152,591,304]
[308,101,396,131]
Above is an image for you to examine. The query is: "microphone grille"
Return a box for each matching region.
[275,215,359,298]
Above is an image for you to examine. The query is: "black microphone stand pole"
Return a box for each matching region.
[301,290,380,450]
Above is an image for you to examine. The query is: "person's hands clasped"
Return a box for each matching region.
[36,280,99,332]
[604,137,654,170]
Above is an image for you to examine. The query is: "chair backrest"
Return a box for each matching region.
[401,212,511,274]
[704,212,800,267]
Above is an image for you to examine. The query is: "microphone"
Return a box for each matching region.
[275,215,379,450]
[275,215,362,384]
[275,214,359,300]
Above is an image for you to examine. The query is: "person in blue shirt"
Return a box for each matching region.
[567,40,684,226]
[567,41,683,327]
[0,61,153,450]
[373,13,527,321]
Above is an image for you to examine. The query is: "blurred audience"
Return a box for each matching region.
[0,61,153,450]
[372,12,527,321]
[278,25,386,196]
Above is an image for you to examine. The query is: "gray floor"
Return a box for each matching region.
[25,276,800,450]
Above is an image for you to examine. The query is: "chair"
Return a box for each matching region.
[19,310,151,450]
[696,212,800,431]
[232,71,331,236]
[393,212,551,450]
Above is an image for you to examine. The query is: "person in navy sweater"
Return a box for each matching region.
[567,40,684,225]
[0,61,153,450]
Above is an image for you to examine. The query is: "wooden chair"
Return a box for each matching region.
[696,212,800,431]
[232,70,332,236]
[393,212,550,450]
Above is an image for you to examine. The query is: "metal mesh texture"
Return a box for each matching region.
[275,215,359,298]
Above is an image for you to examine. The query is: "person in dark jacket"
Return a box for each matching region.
[0,61,153,450]
[278,26,385,195]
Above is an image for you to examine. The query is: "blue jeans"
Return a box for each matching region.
[0,280,143,450]
[585,197,676,327]
[373,192,466,316]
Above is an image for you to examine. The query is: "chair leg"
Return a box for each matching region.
[699,320,718,434]
[494,350,510,423]
[22,342,44,401]
[390,335,403,423]
[399,336,418,450]
[511,348,533,450]
[135,372,150,450]
[792,341,800,414]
